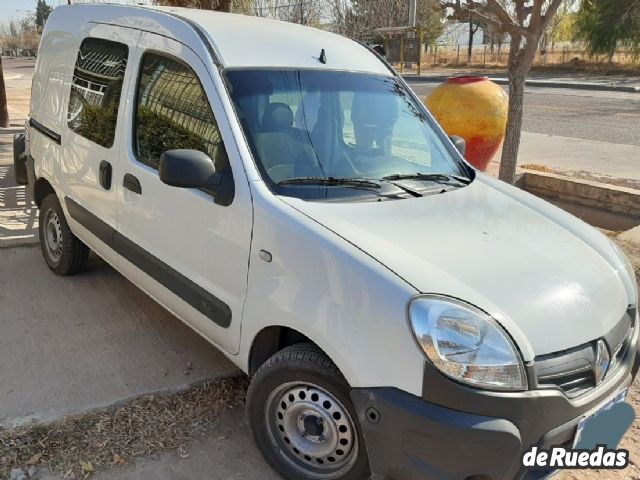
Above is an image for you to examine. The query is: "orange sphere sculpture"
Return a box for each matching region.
[426,76,508,171]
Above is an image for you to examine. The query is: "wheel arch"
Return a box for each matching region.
[34,177,56,208]
[248,325,328,376]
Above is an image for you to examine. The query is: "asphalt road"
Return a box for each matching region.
[408,82,640,147]
[5,57,640,146]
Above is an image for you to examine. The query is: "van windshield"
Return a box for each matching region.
[224,69,469,201]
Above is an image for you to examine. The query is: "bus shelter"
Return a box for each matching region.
[370,26,425,75]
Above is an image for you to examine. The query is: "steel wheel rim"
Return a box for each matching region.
[265,381,358,479]
[44,209,63,262]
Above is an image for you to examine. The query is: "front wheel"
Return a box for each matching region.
[247,344,370,480]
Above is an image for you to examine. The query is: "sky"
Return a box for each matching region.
[1,0,65,24]
[0,0,151,25]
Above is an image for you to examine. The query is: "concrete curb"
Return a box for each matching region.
[403,74,640,93]
[517,170,640,231]
[3,374,241,429]
[0,127,25,135]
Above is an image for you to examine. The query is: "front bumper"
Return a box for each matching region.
[351,323,640,480]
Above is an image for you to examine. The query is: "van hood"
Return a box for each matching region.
[281,176,630,359]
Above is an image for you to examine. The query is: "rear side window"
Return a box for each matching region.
[134,53,226,171]
[67,38,128,148]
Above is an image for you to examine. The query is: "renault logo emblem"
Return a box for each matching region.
[595,340,610,385]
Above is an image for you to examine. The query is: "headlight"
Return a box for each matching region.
[610,239,638,308]
[409,296,527,391]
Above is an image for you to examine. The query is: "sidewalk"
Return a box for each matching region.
[0,247,239,427]
[3,58,32,129]
[403,69,640,93]
[489,131,640,191]
[0,124,240,430]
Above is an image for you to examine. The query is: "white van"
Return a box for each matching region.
[14,4,639,480]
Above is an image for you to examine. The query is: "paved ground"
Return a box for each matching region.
[3,57,32,128]
[0,246,239,427]
[406,68,640,89]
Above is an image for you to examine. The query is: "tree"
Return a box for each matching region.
[542,0,577,51]
[153,0,232,12]
[575,0,640,62]
[9,20,19,38]
[327,0,443,41]
[0,56,8,128]
[466,12,480,63]
[482,2,510,53]
[444,0,564,184]
[36,0,53,32]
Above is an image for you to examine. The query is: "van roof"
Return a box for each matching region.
[55,4,390,75]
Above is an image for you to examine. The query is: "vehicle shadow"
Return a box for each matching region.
[0,139,39,248]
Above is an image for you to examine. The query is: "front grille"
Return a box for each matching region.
[534,344,597,398]
[538,366,595,398]
[533,309,633,398]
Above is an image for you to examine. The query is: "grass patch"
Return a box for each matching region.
[521,163,557,173]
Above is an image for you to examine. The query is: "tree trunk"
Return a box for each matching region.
[216,0,231,12]
[498,70,525,184]
[467,14,474,64]
[499,33,539,185]
[0,56,9,128]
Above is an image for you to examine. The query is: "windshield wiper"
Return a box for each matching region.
[382,173,471,186]
[278,177,382,190]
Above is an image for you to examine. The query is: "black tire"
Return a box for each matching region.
[13,133,28,185]
[247,343,370,480]
[39,193,89,275]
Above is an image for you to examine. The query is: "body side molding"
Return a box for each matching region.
[64,196,232,328]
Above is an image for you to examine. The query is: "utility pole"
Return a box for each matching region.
[408,0,417,30]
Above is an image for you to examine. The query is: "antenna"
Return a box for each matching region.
[319,49,327,64]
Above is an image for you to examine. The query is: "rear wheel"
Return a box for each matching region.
[13,133,28,185]
[247,344,370,480]
[39,194,89,275]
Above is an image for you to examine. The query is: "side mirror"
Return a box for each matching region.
[449,135,466,156]
[159,149,234,205]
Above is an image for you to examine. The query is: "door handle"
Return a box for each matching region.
[99,160,112,190]
[123,173,142,194]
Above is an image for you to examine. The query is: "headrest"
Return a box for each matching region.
[263,102,294,132]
